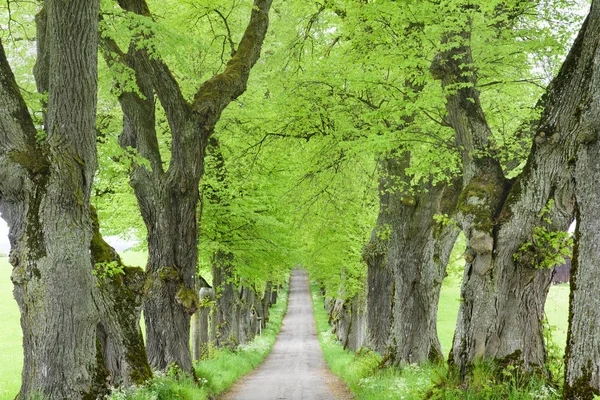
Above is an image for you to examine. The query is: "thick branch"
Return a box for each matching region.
[33,8,49,98]
[0,40,42,172]
[116,0,189,132]
[192,0,273,124]
[99,34,164,177]
[431,23,503,185]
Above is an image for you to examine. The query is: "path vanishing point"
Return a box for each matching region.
[221,269,353,400]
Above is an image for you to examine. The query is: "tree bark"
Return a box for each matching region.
[240,285,260,343]
[431,7,594,377]
[0,0,101,397]
[363,159,395,354]
[100,0,273,373]
[563,3,600,397]
[90,207,152,387]
[329,294,367,352]
[192,285,214,361]
[259,280,273,326]
[271,285,279,305]
[212,250,239,348]
[364,153,460,364]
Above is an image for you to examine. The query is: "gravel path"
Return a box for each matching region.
[220,269,353,400]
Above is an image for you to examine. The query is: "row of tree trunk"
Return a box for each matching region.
[0,0,275,398]
[320,3,600,399]
[192,255,280,360]
[325,293,367,352]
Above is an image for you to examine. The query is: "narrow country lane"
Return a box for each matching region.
[220,269,354,400]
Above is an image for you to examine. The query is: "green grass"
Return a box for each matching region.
[108,284,289,400]
[311,281,567,400]
[0,256,22,400]
[544,283,570,353]
[437,282,461,358]
[194,288,288,395]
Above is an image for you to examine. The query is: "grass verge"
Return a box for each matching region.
[310,282,435,399]
[108,283,289,400]
[0,256,23,400]
[309,282,560,400]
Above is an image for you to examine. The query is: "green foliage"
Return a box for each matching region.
[433,213,459,229]
[543,317,564,387]
[92,261,125,281]
[514,199,573,269]
[90,0,583,307]
[375,224,392,241]
[198,133,298,288]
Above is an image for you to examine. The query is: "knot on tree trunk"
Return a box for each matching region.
[362,238,389,266]
[176,286,200,314]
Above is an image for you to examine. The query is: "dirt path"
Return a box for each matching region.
[220,269,354,400]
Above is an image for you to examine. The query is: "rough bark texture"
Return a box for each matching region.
[563,3,600,397]
[431,7,592,377]
[243,285,260,342]
[259,281,274,326]
[90,207,152,387]
[211,252,260,348]
[270,285,279,305]
[388,189,460,363]
[0,0,101,397]
[363,153,460,363]
[212,250,239,348]
[100,0,273,373]
[329,294,367,352]
[362,160,395,354]
[192,284,214,361]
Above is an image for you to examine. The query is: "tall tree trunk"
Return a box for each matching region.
[212,250,239,348]
[142,189,202,373]
[0,0,101,397]
[363,159,396,354]
[431,5,599,377]
[563,217,600,400]
[238,285,259,344]
[329,293,367,352]
[387,192,460,364]
[363,243,393,354]
[366,153,460,365]
[259,281,273,326]
[100,0,273,373]
[192,284,214,361]
[563,3,600,397]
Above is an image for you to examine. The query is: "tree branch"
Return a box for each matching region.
[214,8,236,57]
[116,0,190,131]
[99,32,164,176]
[0,39,42,171]
[192,0,274,124]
